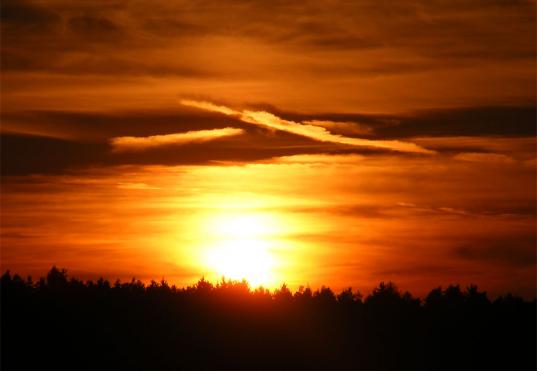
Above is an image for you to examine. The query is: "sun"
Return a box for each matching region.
[202,213,279,287]
[206,240,274,287]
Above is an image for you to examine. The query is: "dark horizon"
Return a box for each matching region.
[2,265,536,371]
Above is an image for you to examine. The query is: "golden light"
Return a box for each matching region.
[201,212,280,287]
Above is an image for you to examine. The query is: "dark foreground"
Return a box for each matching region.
[1,267,535,371]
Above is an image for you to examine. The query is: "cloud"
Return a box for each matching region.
[454,239,536,267]
[377,106,537,138]
[1,108,248,140]
[3,105,534,175]
[453,152,516,164]
[303,120,373,136]
[1,134,108,175]
[1,0,61,31]
[274,153,365,165]
[180,100,435,154]
[180,100,240,116]
[110,128,244,152]
[1,0,534,116]
[411,136,536,158]
[68,15,121,37]
[116,182,160,190]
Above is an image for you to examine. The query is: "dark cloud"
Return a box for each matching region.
[259,19,381,51]
[1,0,61,30]
[378,106,537,138]
[1,0,63,54]
[1,52,214,77]
[387,10,535,61]
[0,129,333,175]
[287,200,537,221]
[1,135,108,175]
[1,0,534,78]
[454,237,536,267]
[68,15,122,40]
[142,18,207,38]
[372,263,477,279]
[2,104,536,175]
[1,108,250,140]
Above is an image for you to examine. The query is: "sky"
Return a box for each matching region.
[1,0,536,297]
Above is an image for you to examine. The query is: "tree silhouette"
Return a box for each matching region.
[1,267,535,371]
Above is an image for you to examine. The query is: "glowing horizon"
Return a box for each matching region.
[2,151,535,297]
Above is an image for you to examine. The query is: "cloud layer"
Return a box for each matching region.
[2,0,535,114]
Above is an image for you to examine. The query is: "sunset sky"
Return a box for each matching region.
[1,0,536,297]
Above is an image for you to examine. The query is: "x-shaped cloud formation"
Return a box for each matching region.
[181,100,434,154]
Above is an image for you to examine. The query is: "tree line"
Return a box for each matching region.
[2,267,535,371]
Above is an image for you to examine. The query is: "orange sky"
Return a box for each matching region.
[1,0,536,297]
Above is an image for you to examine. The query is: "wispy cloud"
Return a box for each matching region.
[180,100,434,154]
[303,120,373,136]
[275,153,366,164]
[453,152,516,164]
[180,100,240,116]
[116,182,160,190]
[110,127,244,152]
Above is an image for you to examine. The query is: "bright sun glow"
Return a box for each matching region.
[202,213,280,287]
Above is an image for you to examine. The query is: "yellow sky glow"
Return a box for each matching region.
[2,152,535,296]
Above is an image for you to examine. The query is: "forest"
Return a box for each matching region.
[2,267,535,371]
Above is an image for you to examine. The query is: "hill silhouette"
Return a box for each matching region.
[1,267,535,371]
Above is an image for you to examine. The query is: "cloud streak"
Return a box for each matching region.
[303,120,373,136]
[453,152,516,165]
[180,100,434,154]
[110,127,244,152]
